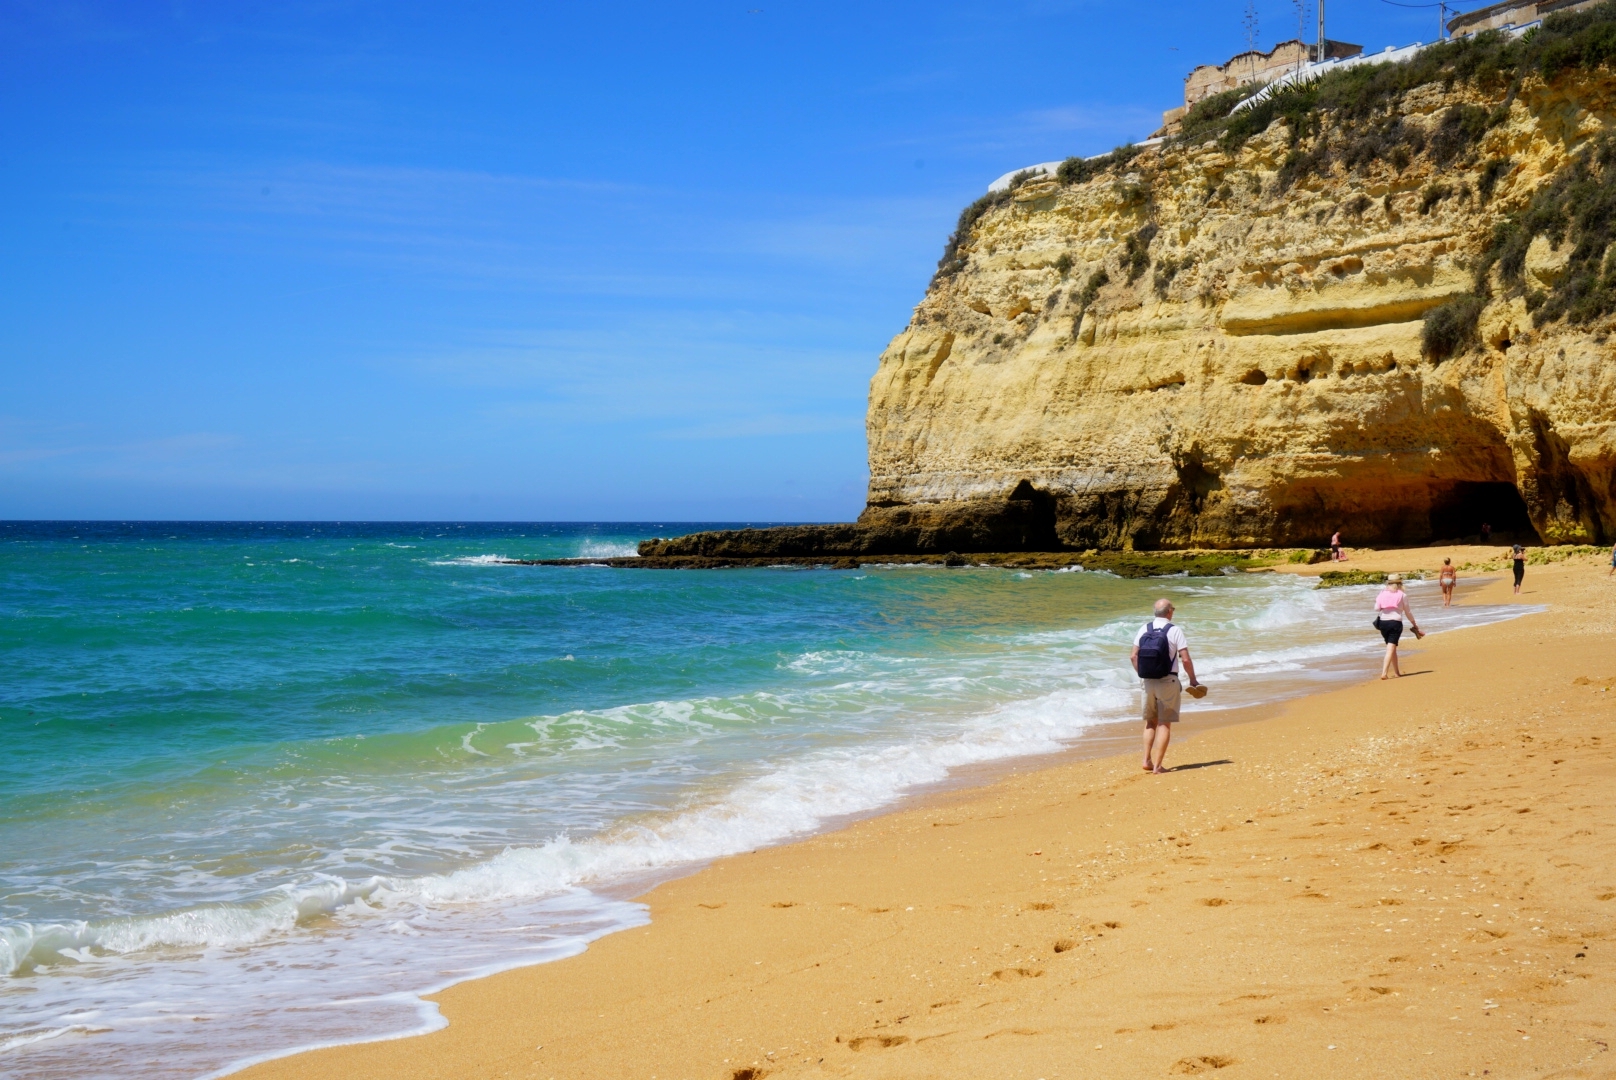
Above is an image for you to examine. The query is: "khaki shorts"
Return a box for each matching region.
[1141,676,1182,724]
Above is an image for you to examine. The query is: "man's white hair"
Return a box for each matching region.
[1153,598,1174,616]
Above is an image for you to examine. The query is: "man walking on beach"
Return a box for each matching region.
[1131,599,1200,775]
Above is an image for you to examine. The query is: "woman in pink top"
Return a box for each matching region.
[1372,573,1424,679]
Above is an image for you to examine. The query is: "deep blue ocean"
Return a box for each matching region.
[0,522,1519,1079]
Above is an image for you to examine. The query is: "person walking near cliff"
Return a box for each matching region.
[1373,574,1423,680]
[1438,558,1457,607]
[1131,599,1201,775]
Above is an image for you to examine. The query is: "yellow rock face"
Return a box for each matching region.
[866,74,1616,548]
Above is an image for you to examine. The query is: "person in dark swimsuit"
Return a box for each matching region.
[1512,544,1526,594]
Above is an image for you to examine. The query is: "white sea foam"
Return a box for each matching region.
[430,554,510,566]
[575,539,639,559]
[0,572,1529,1080]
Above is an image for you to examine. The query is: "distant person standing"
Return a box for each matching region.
[1373,574,1424,680]
[1608,542,1616,577]
[1481,522,1492,544]
[1330,530,1344,561]
[1438,558,1457,607]
[1512,544,1526,594]
[1130,598,1200,775]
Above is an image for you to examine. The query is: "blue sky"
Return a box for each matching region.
[2,1,1472,521]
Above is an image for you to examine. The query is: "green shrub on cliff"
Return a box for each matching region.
[933,170,1045,280]
[1475,133,1616,326]
[1054,144,1142,188]
[1177,84,1266,142]
[1422,295,1485,361]
[935,190,1010,280]
[1124,224,1158,283]
[1478,157,1512,202]
[1076,269,1109,312]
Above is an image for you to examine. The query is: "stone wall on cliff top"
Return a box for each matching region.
[860,72,1616,551]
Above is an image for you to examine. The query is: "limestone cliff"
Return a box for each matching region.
[647,17,1616,558]
[863,68,1616,549]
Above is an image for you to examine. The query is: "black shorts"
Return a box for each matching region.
[1374,617,1403,645]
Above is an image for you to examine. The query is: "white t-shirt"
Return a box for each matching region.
[1132,617,1189,675]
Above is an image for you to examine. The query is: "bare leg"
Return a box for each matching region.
[1442,585,1453,607]
[1142,722,1155,770]
[1390,643,1402,677]
[1381,642,1397,679]
[1149,721,1172,773]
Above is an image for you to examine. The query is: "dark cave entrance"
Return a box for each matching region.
[1429,481,1537,542]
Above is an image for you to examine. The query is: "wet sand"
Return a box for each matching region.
[238,550,1616,1080]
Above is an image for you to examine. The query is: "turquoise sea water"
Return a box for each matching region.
[0,522,1522,1079]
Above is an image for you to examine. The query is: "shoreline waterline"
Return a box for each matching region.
[231,556,1609,1080]
[0,531,1532,1079]
[213,578,1523,1080]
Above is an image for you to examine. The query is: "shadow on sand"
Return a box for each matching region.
[1168,758,1234,772]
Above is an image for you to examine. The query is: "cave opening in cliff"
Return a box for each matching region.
[1429,481,1536,542]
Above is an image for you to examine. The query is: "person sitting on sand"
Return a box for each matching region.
[1373,574,1423,680]
[1438,558,1457,607]
[1130,598,1201,775]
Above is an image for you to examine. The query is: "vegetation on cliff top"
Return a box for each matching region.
[935,1,1616,336]
[932,146,1145,281]
[1181,2,1616,160]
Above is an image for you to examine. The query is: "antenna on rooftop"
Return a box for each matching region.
[1318,0,1326,60]
[1293,0,1310,71]
[1244,1,1260,78]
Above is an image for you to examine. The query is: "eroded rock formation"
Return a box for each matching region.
[650,48,1616,558]
[862,76,1616,550]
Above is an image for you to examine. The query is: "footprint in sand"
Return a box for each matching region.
[991,967,1044,981]
[1171,1055,1236,1074]
[1254,1015,1287,1025]
[1199,898,1229,907]
[847,1035,909,1051]
[1052,939,1077,953]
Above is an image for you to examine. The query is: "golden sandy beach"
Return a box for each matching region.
[241,550,1616,1080]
